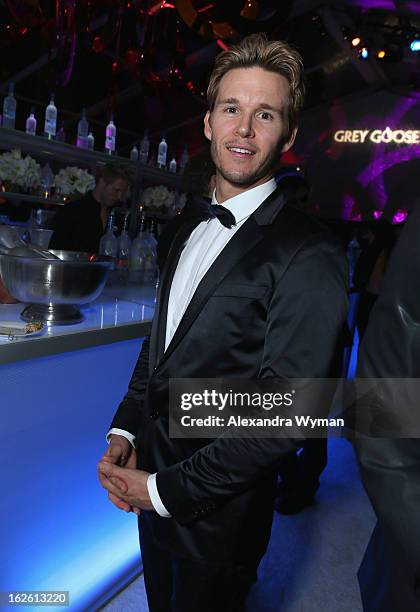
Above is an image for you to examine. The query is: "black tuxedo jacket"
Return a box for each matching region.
[111,186,349,563]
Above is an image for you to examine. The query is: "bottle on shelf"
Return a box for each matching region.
[99,211,118,271]
[130,143,139,161]
[117,212,132,283]
[139,130,150,164]
[180,146,189,173]
[157,135,167,169]
[105,114,116,155]
[44,93,57,139]
[76,108,89,149]
[2,82,17,130]
[169,157,177,173]
[87,131,95,151]
[25,107,37,136]
[56,121,66,142]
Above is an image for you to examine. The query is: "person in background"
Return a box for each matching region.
[50,163,132,253]
[353,218,397,342]
[157,147,216,270]
[274,173,349,515]
[98,33,348,612]
[354,201,420,611]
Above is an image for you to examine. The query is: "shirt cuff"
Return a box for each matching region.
[147,473,172,518]
[106,428,136,448]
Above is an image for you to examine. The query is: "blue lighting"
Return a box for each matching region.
[410,39,420,52]
[360,47,369,59]
[0,339,145,611]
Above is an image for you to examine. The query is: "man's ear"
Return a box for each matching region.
[204,111,212,142]
[281,127,298,154]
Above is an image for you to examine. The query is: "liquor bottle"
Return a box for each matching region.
[99,211,118,263]
[44,93,57,139]
[180,146,189,173]
[157,136,167,169]
[87,132,95,151]
[130,143,139,161]
[25,107,37,135]
[143,219,158,283]
[139,130,149,164]
[129,211,147,283]
[105,115,116,155]
[2,82,16,129]
[76,108,89,149]
[117,212,132,283]
[56,121,66,142]
[169,157,177,173]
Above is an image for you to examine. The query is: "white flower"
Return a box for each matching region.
[0,149,41,190]
[54,166,95,195]
[141,185,176,210]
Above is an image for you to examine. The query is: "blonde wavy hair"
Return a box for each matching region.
[207,33,305,141]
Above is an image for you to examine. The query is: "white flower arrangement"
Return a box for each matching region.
[54,166,96,196]
[141,185,175,210]
[141,185,187,214]
[0,149,41,191]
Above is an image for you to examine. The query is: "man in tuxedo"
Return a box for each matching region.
[98,33,348,611]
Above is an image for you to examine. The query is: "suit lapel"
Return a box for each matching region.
[156,189,288,369]
[149,214,202,375]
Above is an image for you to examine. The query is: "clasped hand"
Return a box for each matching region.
[98,434,153,515]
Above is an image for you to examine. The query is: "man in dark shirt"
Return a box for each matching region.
[50,163,132,253]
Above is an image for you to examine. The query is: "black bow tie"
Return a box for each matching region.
[192,196,236,229]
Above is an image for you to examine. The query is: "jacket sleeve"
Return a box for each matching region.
[156,234,349,524]
[109,335,151,436]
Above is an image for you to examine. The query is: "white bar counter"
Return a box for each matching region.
[0,283,155,365]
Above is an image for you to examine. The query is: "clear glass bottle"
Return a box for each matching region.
[129,211,147,283]
[76,108,89,149]
[169,157,177,173]
[44,93,57,139]
[143,219,158,283]
[25,107,37,135]
[157,136,167,169]
[2,82,16,129]
[105,114,116,155]
[99,211,118,262]
[180,146,189,173]
[139,130,150,164]
[87,131,95,151]
[117,212,132,283]
[130,143,139,161]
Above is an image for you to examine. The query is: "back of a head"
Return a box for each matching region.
[180,149,216,198]
[97,163,134,186]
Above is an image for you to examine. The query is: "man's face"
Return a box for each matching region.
[99,178,129,208]
[204,67,297,198]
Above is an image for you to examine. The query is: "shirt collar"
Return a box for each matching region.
[211,178,277,224]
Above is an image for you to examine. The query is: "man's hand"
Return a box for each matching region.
[98,462,154,511]
[98,434,137,513]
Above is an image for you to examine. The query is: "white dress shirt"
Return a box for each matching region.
[108,178,277,517]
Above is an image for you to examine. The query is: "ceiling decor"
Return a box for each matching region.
[174,0,294,39]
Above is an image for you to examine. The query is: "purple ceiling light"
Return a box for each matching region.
[349,0,420,14]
